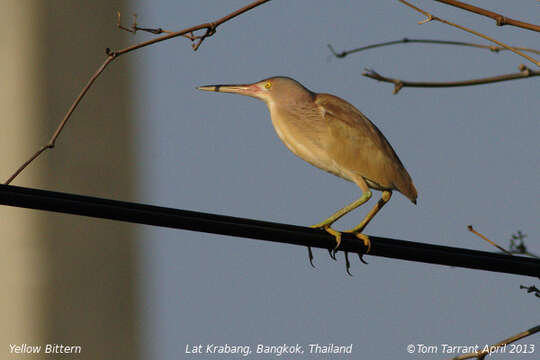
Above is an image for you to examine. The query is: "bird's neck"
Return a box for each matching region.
[267,91,316,115]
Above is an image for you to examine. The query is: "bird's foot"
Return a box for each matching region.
[310,224,342,260]
[344,231,371,265]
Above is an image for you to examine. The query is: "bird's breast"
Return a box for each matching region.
[267,105,354,181]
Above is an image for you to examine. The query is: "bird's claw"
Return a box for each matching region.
[343,231,371,254]
[353,232,371,264]
[345,252,353,276]
[358,253,368,265]
[307,246,316,268]
[328,248,337,260]
[343,232,371,269]
[310,224,342,258]
[355,233,372,254]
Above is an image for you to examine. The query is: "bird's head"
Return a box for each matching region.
[197,76,314,108]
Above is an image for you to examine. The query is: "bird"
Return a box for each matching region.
[197,76,417,274]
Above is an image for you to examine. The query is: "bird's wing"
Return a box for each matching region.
[315,93,417,202]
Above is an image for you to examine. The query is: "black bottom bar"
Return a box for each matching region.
[0,184,538,277]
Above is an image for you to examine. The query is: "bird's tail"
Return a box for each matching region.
[397,170,418,204]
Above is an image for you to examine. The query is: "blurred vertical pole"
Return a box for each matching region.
[0,1,139,359]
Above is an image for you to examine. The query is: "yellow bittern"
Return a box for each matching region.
[198,77,417,273]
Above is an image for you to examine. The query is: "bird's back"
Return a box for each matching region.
[315,93,417,203]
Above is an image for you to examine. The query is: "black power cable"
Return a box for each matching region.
[0,184,538,277]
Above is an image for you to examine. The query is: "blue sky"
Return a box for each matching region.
[131,1,539,358]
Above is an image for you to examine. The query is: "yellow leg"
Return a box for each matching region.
[345,190,392,254]
[311,190,372,229]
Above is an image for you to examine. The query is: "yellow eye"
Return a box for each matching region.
[264,82,272,89]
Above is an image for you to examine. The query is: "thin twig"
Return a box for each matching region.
[398,0,540,67]
[328,38,540,58]
[434,0,540,33]
[467,225,513,256]
[113,0,272,54]
[362,64,540,94]
[117,12,174,35]
[509,231,539,258]
[4,0,272,185]
[449,325,540,360]
[116,12,138,33]
[4,56,115,184]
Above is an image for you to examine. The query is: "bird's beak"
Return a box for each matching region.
[197,83,262,98]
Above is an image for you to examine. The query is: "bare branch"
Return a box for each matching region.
[434,0,540,33]
[468,225,513,256]
[4,0,272,185]
[449,325,540,360]
[4,55,115,184]
[114,0,272,55]
[363,64,540,94]
[328,38,540,58]
[398,0,540,67]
